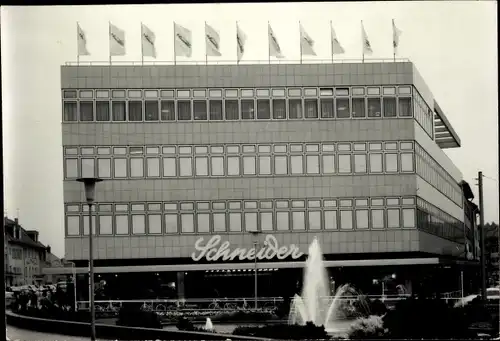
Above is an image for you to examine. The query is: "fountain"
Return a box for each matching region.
[204,317,214,331]
[288,238,364,332]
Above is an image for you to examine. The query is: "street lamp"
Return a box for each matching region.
[250,231,262,310]
[77,177,102,341]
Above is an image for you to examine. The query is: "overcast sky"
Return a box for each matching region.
[1,2,498,258]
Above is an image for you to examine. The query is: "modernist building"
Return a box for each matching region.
[49,61,480,300]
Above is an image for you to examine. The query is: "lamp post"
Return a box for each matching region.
[250,231,262,310]
[77,177,102,341]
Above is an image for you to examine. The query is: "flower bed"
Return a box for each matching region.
[158,309,279,323]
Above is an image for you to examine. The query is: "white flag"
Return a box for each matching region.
[268,23,284,58]
[392,19,402,55]
[299,23,316,56]
[205,22,221,57]
[77,23,90,56]
[330,22,345,54]
[174,23,192,57]
[361,22,373,55]
[141,23,156,58]
[236,23,247,62]
[109,23,125,56]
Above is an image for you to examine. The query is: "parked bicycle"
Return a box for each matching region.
[208,298,237,311]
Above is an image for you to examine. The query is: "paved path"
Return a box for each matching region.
[6,325,112,341]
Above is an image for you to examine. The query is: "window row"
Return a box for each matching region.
[65,197,417,213]
[62,86,413,100]
[62,97,413,122]
[65,141,415,156]
[416,209,464,244]
[64,152,415,179]
[413,90,434,139]
[415,144,462,207]
[66,207,417,236]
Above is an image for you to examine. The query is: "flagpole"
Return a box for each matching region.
[76,22,80,66]
[141,22,144,66]
[173,22,177,66]
[236,21,239,65]
[299,21,303,65]
[109,22,112,66]
[205,21,208,66]
[330,21,333,64]
[361,20,364,63]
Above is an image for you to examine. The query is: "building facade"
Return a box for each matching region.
[52,61,478,299]
[4,217,49,286]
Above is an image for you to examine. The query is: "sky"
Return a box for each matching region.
[1,2,498,258]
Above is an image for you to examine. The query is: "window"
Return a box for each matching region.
[148,215,162,234]
[212,213,226,232]
[352,98,365,118]
[81,147,94,155]
[290,155,303,174]
[244,213,258,232]
[371,210,384,229]
[112,90,126,98]
[340,210,353,229]
[257,99,271,119]
[368,98,382,117]
[81,158,95,177]
[399,86,411,95]
[241,100,255,119]
[338,155,351,173]
[272,99,286,119]
[97,159,111,178]
[340,199,352,207]
[243,156,256,175]
[386,198,399,206]
[401,153,414,172]
[399,98,412,117]
[387,209,400,228]
[369,153,383,173]
[402,208,415,228]
[292,212,305,230]
[146,158,160,177]
[178,101,191,120]
[261,212,273,231]
[195,157,208,176]
[177,90,190,98]
[130,158,144,178]
[128,101,143,121]
[385,154,398,172]
[145,101,159,120]
[291,144,303,152]
[65,159,78,178]
[67,216,80,236]
[80,102,94,121]
[289,99,303,119]
[193,100,207,120]
[336,98,350,118]
[367,87,380,95]
[193,89,206,98]
[401,142,414,150]
[229,213,242,232]
[256,89,269,97]
[209,89,222,98]
[336,88,349,96]
[402,197,415,205]
[385,142,397,150]
[112,101,126,121]
[354,154,367,173]
[83,215,97,235]
[304,88,317,96]
[144,90,158,98]
[211,156,224,176]
[225,100,239,120]
[163,158,176,176]
[197,214,210,233]
[113,158,126,177]
[179,146,192,154]
[356,210,369,229]
[160,101,175,121]
[288,88,301,97]
[304,99,318,118]
[308,211,321,230]
[64,90,77,99]
[322,155,335,174]
[276,212,289,231]
[209,100,223,120]
[306,155,320,174]
[179,157,193,176]
[320,99,334,118]
[258,156,271,175]
[181,214,194,233]
[274,156,288,175]
[164,214,178,233]
[128,90,142,98]
[383,87,396,95]
[99,216,113,235]
[63,102,78,121]
[227,157,240,176]
[225,89,238,97]
[383,97,396,117]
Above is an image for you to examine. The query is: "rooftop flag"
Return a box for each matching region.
[361,21,372,61]
[236,22,247,63]
[205,22,221,57]
[174,22,192,58]
[268,23,284,59]
[141,23,156,58]
[392,19,402,56]
[77,23,90,56]
[330,21,345,56]
[109,23,126,56]
[299,22,316,58]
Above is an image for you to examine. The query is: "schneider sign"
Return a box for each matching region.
[191,235,304,262]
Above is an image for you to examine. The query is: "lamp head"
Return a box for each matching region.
[76,178,103,203]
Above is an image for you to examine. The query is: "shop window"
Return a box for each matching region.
[288,88,301,97]
[64,90,77,99]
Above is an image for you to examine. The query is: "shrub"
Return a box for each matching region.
[348,315,387,339]
[213,310,277,322]
[233,322,330,340]
[116,304,162,329]
[175,316,203,332]
[383,297,475,339]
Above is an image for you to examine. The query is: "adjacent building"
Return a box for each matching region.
[50,61,480,300]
